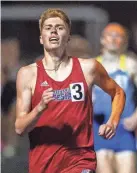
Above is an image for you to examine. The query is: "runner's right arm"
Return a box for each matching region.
[15,66,54,135]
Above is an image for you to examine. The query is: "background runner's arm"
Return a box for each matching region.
[126,53,137,87]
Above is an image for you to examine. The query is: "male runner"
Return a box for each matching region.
[93,70,137,173]
[95,23,137,173]
[15,9,125,173]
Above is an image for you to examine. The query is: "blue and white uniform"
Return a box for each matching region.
[93,70,136,152]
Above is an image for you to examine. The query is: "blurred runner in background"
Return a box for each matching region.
[94,22,137,173]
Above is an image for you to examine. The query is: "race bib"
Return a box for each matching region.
[70,82,85,102]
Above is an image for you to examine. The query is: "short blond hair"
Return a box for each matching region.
[39,8,71,33]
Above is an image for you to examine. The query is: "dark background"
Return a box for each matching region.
[2,1,137,57]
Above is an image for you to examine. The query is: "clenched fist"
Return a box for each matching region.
[37,88,55,112]
[98,123,116,139]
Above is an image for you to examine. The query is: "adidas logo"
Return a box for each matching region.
[40,81,49,86]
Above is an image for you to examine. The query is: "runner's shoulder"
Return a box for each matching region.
[17,62,37,80]
[78,57,97,67]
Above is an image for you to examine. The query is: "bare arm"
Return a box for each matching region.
[126,52,137,87]
[15,66,54,135]
[123,108,137,131]
[93,61,126,138]
[123,53,137,130]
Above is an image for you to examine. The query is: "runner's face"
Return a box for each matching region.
[40,17,70,51]
[102,31,125,52]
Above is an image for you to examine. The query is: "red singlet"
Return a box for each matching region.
[29,57,96,173]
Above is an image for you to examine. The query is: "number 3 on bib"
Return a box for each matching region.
[70,82,85,102]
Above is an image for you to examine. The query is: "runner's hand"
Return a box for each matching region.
[37,88,55,112]
[98,123,116,139]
